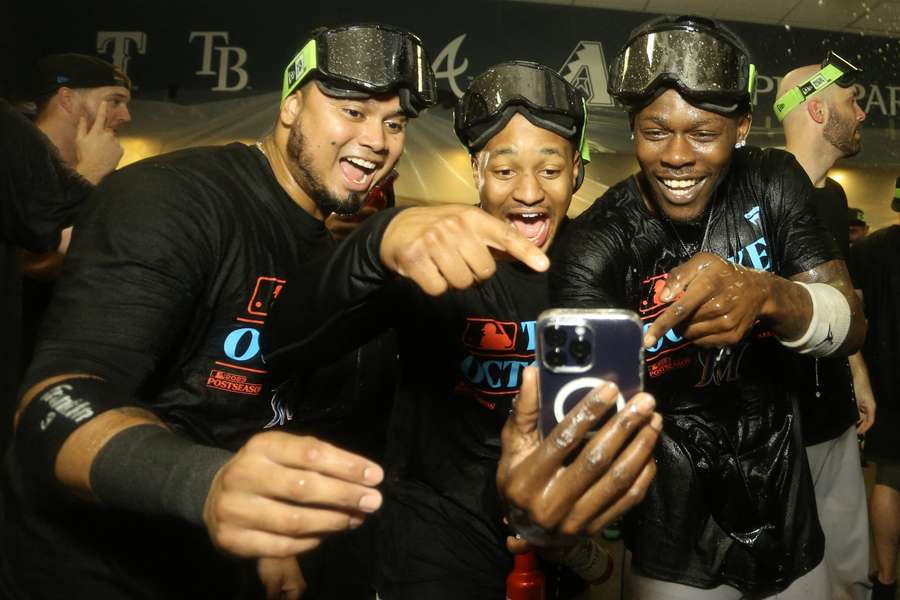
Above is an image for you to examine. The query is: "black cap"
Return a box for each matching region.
[848,207,867,226]
[32,53,131,98]
[892,176,900,213]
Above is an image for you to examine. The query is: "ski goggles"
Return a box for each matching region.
[608,25,756,108]
[281,24,437,114]
[454,61,590,164]
[773,51,861,121]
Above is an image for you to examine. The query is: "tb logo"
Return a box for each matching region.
[189,32,249,92]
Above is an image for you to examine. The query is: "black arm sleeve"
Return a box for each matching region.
[23,165,216,395]
[262,207,406,373]
[0,101,92,252]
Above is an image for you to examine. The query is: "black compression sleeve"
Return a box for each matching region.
[90,424,233,525]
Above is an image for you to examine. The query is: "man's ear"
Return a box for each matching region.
[471,152,484,191]
[56,87,78,115]
[736,112,752,145]
[571,151,581,189]
[806,98,826,125]
[279,88,304,128]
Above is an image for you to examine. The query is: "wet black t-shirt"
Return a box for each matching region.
[550,147,831,594]
[0,99,91,453]
[786,178,857,446]
[2,143,334,599]
[849,225,900,462]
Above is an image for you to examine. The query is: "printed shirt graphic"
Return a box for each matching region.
[458,317,536,409]
[208,275,284,397]
[640,204,775,387]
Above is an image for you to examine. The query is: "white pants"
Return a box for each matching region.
[806,426,871,600]
[631,560,830,599]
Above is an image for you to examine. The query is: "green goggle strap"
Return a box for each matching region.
[281,39,319,101]
[579,97,591,165]
[748,63,758,98]
[773,63,846,122]
[895,185,900,201]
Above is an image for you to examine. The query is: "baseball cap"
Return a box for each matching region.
[848,207,867,226]
[32,53,131,98]
[892,176,900,213]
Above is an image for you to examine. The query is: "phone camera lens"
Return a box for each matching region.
[569,338,592,364]
[546,348,565,367]
[544,326,567,348]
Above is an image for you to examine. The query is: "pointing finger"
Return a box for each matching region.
[478,214,549,273]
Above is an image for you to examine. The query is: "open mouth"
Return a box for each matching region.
[656,176,707,203]
[340,157,379,191]
[507,212,551,248]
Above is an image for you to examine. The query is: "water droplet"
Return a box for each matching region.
[818,0,823,5]
[784,24,791,31]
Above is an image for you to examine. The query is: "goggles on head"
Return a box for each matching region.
[608,18,756,112]
[281,24,437,115]
[773,51,861,122]
[454,60,591,165]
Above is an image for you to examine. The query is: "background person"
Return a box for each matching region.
[778,54,873,600]
[848,207,870,245]
[849,181,900,600]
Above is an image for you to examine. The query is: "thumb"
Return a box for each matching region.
[511,367,539,433]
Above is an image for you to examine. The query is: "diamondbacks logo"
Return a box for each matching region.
[560,41,613,107]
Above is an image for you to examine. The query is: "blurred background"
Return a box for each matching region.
[5,0,898,227]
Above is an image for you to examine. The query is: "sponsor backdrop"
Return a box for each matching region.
[11,0,900,167]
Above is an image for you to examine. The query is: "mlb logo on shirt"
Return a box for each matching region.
[462,318,517,352]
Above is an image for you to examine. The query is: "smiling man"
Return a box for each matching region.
[1,24,436,600]
[551,15,865,599]
[263,61,661,599]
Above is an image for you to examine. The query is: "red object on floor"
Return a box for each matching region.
[506,551,545,600]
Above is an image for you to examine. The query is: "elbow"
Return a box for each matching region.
[843,314,867,355]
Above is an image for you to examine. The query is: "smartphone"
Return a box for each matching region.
[536,309,644,438]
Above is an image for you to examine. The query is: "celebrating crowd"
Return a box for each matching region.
[1,14,898,600]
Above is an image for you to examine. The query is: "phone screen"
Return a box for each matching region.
[536,309,644,438]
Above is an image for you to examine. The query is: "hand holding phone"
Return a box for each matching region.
[496,310,661,547]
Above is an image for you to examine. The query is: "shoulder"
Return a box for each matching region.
[861,225,900,250]
[730,146,808,191]
[571,177,643,234]
[553,179,642,272]
[92,144,258,219]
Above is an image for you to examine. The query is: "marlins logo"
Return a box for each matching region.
[560,41,613,107]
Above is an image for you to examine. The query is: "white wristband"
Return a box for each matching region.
[777,282,851,357]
